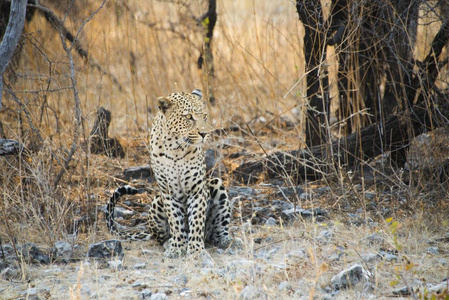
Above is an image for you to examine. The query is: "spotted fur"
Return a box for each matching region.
[105,89,232,257]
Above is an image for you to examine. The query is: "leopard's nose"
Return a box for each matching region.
[199,132,207,139]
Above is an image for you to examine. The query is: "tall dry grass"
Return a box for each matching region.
[0,0,446,252]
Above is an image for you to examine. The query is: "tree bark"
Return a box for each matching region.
[89,107,124,158]
[235,10,449,183]
[296,0,330,146]
[197,0,217,105]
[0,0,27,109]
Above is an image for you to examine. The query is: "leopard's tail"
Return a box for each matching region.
[105,185,152,241]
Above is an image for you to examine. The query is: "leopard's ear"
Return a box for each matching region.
[157,97,173,114]
[192,89,203,100]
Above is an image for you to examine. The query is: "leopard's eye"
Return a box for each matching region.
[185,114,193,120]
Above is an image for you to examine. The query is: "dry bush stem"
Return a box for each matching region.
[39,0,106,188]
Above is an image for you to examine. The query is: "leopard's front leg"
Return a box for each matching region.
[187,188,207,255]
[162,193,188,258]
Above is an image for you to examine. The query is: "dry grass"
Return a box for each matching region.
[1,1,448,299]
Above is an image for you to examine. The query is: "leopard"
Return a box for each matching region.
[105,89,233,258]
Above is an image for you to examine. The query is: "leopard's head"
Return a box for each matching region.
[157,89,211,145]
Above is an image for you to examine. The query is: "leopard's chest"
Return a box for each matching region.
[150,128,206,197]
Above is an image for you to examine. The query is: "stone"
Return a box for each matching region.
[139,290,152,299]
[88,240,124,259]
[150,292,167,300]
[278,281,291,291]
[317,230,333,244]
[108,260,124,270]
[133,263,146,269]
[205,148,227,176]
[428,279,449,294]
[377,250,398,262]
[114,206,137,218]
[255,246,280,260]
[179,288,192,297]
[426,247,439,254]
[276,186,304,199]
[123,165,153,182]
[331,264,370,290]
[287,249,307,260]
[271,200,294,211]
[228,187,257,198]
[265,217,277,226]
[281,206,326,222]
[239,285,263,299]
[52,241,76,263]
[392,286,412,296]
[364,192,376,200]
[299,192,312,200]
[21,243,50,264]
[365,233,384,245]
[361,252,379,263]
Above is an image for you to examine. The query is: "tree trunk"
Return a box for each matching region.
[197,0,217,105]
[0,0,27,108]
[234,9,449,183]
[296,0,330,146]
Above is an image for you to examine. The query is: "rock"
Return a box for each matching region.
[52,241,76,263]
[88,240,123,259]
[139,289,152,299]
[228,186,257,198]
[1,266,20,280]
[265,217,277,226]
[281,207,326,222]
[328,249,346,262]
[114,206,137,218]
[132,281,150,288]
[276,186,304,199]
[364,233,384,245]
[173,275,188,285]
[426,247,439,254]
[21,243,50,264]
[271,200,294,211]
[239,285,263,299]
[197,251,215,268]
[392,286,412,296]
[19,287,38,296]
[150,292,167,300]
[361,252,379,263]
[331,264,370,290]
[205,148,227,176]
[255,246,280,260]
[0,244,15,258]
[123,165,153,182]
[317,230,333,244]
[133,263,146,269]
[108,260,124,270]
[299,192,312,200]
[315,186,331,194]
[179,288,192,297]
[364,192,376,200]
[428,279,449,294]
[377,250,398,262]
[278,281,291,291]
[287,249,307,260]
